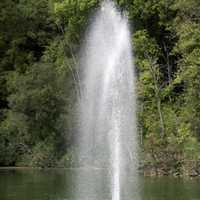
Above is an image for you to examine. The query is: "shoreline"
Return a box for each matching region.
[0,166,200,179]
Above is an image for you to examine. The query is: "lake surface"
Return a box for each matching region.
[0,168,200,200]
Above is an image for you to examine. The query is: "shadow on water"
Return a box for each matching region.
[1,169,200,200]
[141,176,200,200]
[0,169,73,200]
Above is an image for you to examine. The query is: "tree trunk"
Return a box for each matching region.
[148,57,165,137]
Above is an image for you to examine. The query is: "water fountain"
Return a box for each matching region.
[75,1,139,200]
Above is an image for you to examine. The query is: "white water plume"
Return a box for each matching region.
[75,1,139,200]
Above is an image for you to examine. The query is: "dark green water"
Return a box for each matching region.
[0,169,200,200]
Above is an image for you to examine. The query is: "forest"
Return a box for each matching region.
[0,0,200,176]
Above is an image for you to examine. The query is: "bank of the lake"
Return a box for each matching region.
[141,150,200,178]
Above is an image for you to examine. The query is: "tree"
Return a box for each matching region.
[133,30,165,137]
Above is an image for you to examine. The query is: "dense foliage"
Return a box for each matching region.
[0,0,200,175]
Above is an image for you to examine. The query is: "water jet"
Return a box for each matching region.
[76,1,139,200]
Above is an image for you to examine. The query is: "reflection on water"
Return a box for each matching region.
[0,169,200,200]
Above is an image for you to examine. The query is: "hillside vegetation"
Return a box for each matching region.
[0,0,200,176]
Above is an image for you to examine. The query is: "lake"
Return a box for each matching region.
[0,169,200,200]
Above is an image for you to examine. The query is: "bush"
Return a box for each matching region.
[17,141,56,168]
[57,149,74,168]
